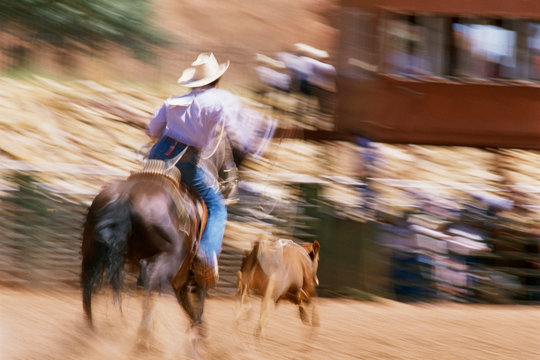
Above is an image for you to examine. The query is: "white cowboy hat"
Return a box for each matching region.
[293,43,329,60]
[177,53,230,87]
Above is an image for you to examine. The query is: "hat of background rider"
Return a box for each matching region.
[177,53,230,87]
[293,43,329,60]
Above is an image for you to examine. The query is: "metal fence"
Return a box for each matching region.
[0,170,92,288]
[2,158,539,303]
[0,164,305,295]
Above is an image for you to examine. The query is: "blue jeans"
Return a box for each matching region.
[148,136,227,267]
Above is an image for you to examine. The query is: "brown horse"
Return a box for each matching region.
[80,132,239,354]
[236,238,321,337]
[80,161,209,346]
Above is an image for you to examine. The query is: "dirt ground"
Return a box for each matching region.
[1,288,538,360]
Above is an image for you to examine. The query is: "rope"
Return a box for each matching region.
[250,119,290,219]
[201,125,226,160]
[166,145,189,171]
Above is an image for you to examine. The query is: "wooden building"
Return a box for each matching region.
[336,0,540,149]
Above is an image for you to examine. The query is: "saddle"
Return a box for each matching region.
[131,159,208,286]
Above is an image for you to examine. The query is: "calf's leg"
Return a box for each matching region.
[235,271,252,322]
[311,297,320,328]
[256,276,276,338]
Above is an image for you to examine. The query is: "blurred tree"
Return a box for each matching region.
[0,0,170,66]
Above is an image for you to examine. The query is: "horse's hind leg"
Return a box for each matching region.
[137,259,148,288]
[137,289,155,347]
[81,279,95,329]
[81,241,108,329]
[174,280,208,335]
[81,259,96,329]
[136,257,162,346]
[174,280,208,359]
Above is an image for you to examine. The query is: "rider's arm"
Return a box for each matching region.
[221,93,276,161]
[146,104,167,139]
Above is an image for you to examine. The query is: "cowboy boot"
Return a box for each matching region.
[193,251,219,288]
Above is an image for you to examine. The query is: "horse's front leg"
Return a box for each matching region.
[191,282,208,337]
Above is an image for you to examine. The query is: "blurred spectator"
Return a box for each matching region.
[453,23,517,79]
[528,24,540,80]
[385,19,433,76]
[276,43,336,115]
[254,53,291,92]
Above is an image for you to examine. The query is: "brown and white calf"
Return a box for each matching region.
[236,238,320,336]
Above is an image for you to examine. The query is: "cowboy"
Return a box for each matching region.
[146,53,275,287]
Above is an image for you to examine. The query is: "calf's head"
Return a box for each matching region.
[301,240,320,285]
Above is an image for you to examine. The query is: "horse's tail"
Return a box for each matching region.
[81,193,131,326]
[94,194,132,300]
